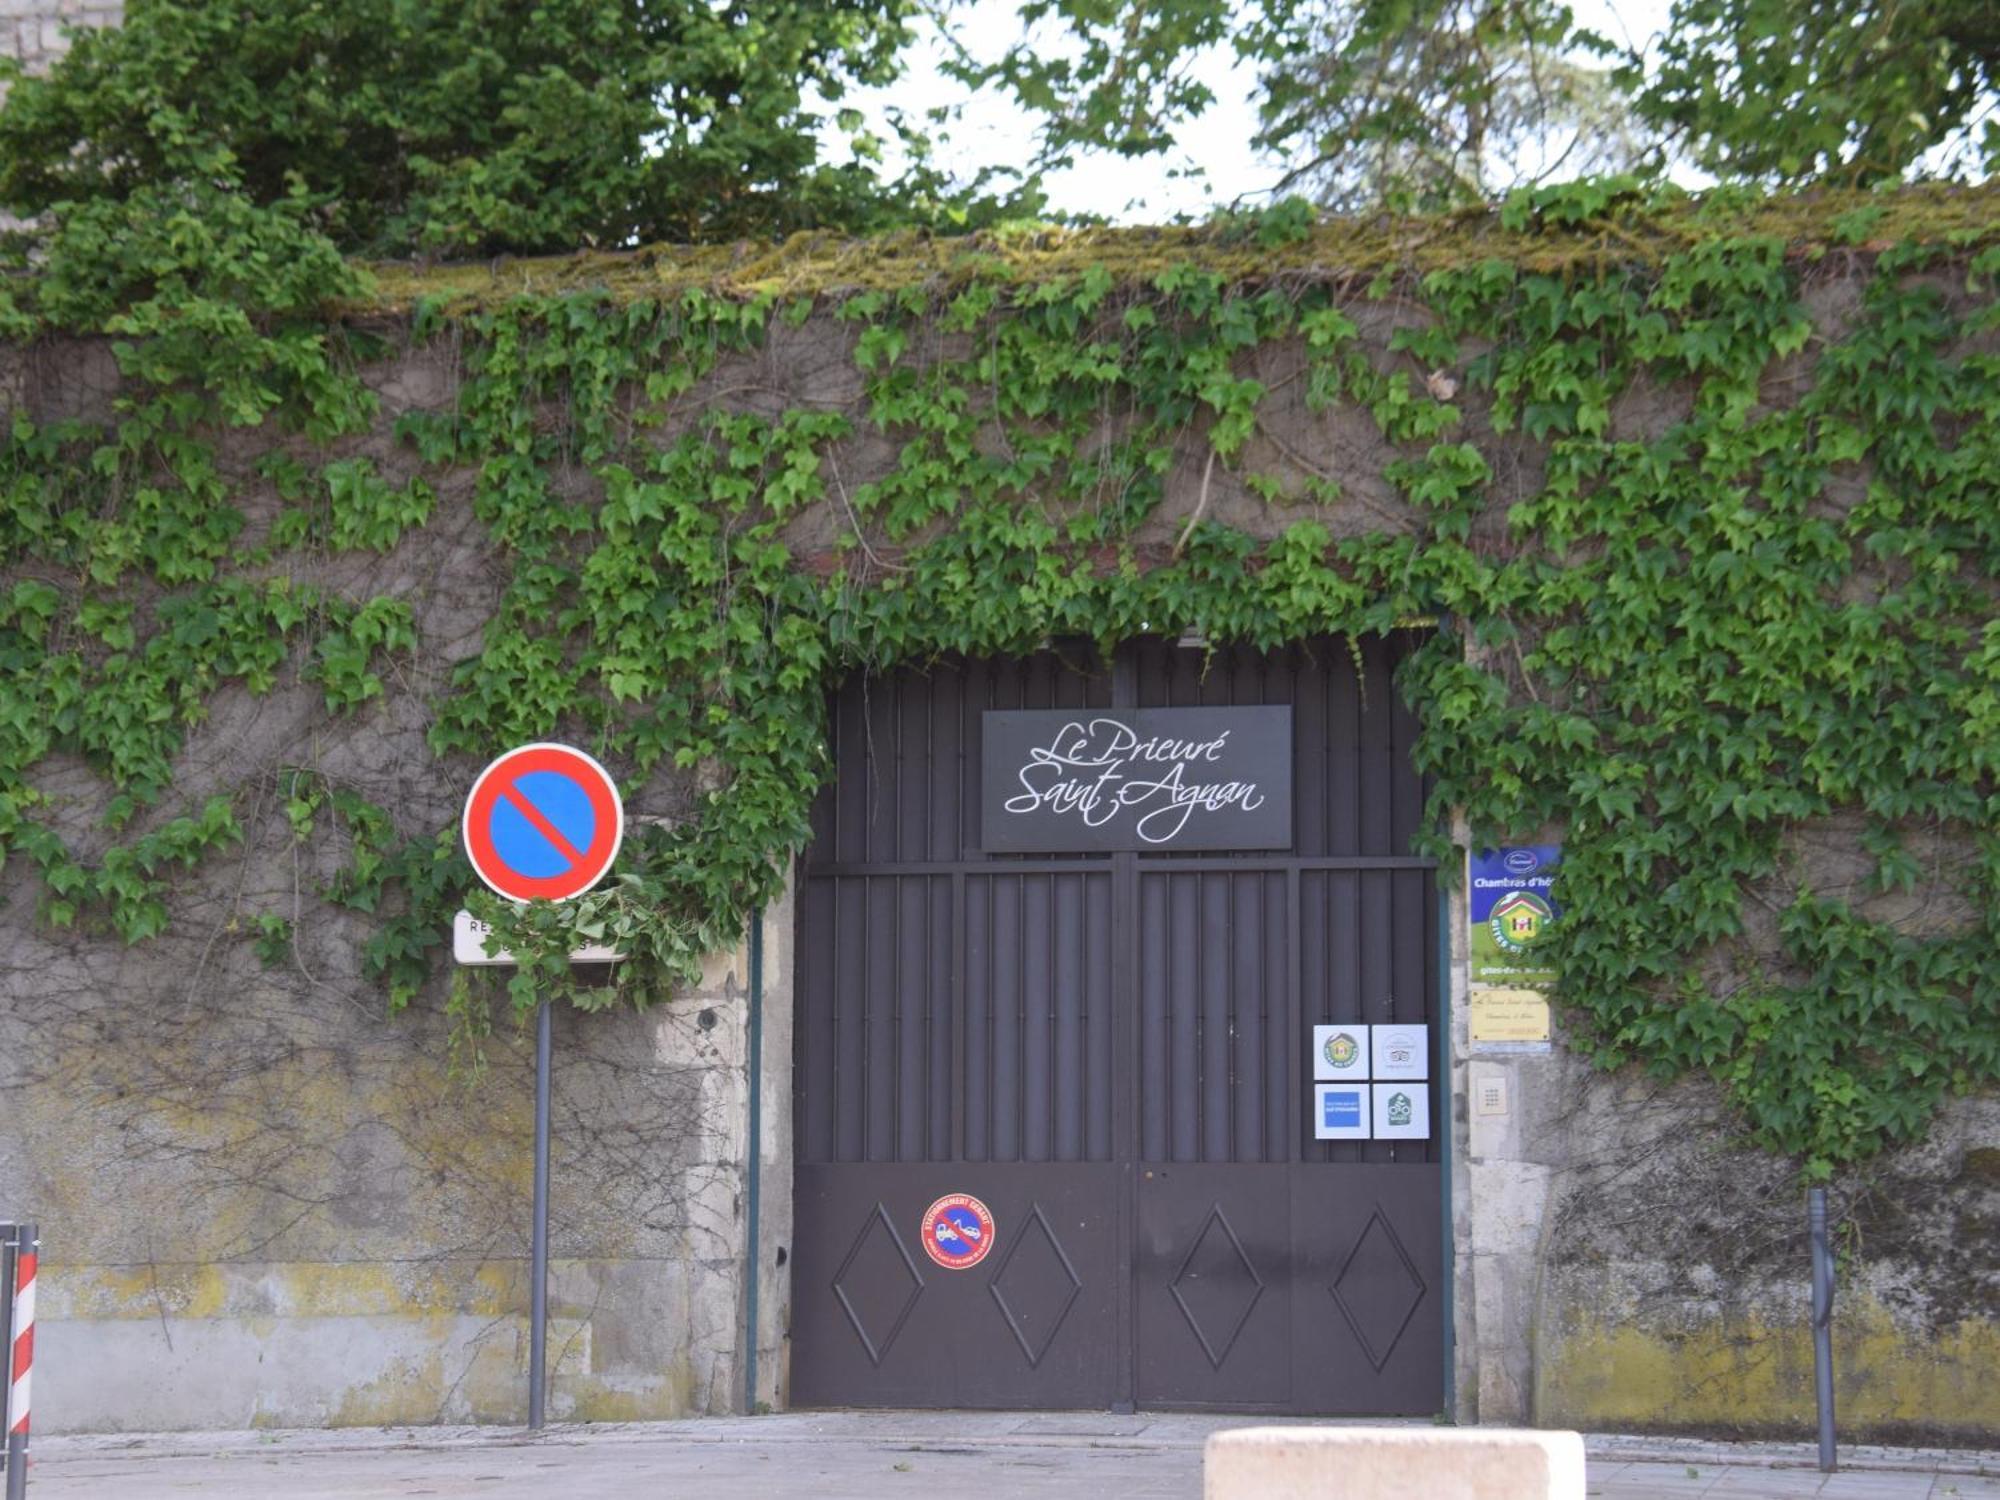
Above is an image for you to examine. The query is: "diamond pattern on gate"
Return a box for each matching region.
[831,1201,925,1366]
[989,1202,1084,1368]
[1169,1204,1264,1370]
[1328,1206,1427,1373]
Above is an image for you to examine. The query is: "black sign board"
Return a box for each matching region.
[981,706,1293,852]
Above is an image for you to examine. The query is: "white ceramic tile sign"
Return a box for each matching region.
[1372,1082,1431,1140]
[1312,1024,1370,1082]
[1313,1084,1372,1140]
[1371,1023,1428,1081]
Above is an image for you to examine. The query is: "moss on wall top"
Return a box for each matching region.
[359,183,2000,313]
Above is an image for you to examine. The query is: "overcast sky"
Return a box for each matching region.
[833,0,1683,223]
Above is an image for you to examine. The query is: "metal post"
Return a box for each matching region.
[529,999,551,1430]
[0,1224,13,1479]
[1809,1186,1836,1473]
[6,1221,34,1500]
[743,909,764,1416]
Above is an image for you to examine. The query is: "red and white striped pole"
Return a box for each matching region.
[0,1226,11,1485]
[5,1222,33,1500]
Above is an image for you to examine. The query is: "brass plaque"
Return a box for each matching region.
[1469,988,1552,1043]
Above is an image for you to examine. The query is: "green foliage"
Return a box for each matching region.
[8,793,239,941]
[2,192,1997,1178]
[0,0,959,258]
[1634,0,2000,187]
[960,0,1993,212]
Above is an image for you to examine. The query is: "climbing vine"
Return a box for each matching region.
[1,183,1995,1176]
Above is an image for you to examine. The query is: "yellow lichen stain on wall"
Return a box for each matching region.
[42,1261,699,1428]
[328,1338,451,1427]
[1538,1295,2000,1440]
[46,1260,520,1321]
[557,1376,695,1424]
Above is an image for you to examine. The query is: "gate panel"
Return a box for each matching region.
[964,871,1115,1163]
[1138,870,1292,1164]
[791,1164,1121,1408]
[1299,868,1441,1165]
[1289,1166,1445,1414]
[1134,1164,1291,1409]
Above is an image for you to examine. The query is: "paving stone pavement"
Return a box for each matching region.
[17,1413,1999,1498]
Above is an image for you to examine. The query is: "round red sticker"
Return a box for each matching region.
[920,1193,996,1270]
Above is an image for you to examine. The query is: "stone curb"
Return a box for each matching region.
[26,1419,2000,1479]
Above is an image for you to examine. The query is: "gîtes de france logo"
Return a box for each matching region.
[1322,1030,1362,1070]
[1386,1091,1414,1127]
[1489,890,1554,953]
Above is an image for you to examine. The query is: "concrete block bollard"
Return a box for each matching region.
[1205,1425,1586,1500]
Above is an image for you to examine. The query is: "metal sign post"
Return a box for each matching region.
[1809,1187,1837,1473]
[460,742,625,1433]
[529,998,552,1429]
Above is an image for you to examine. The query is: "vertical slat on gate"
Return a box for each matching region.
[1284,867,1301,1166]
[930,876,953,1159]
[1423,869,1441,1166]
[835,877,863,1161]
[1362,873,1394,1165]
[1293,647,1325,861]
[1395,866,1430,1163]
[949,665,970,1160]
[1360,641,1393,857]
[1232,874,1261,1162]
[1140,873,1168,1160]
[897,673,919,861]
[1087,873,1113,1161]
[896,875,923,1161]
[1171,874,1200,1161]
[934,663,962,862]
[1389,639,1425,857]
[835,678,864,863]
[1170,874,1192,1162]
[966,875,990,1160]
[1023,874,1053,1162]
[1200,876,1232,1160]
[807,754,835,855]
[1330,644,1361,855]
[1262,871,1286,1163]
[863,674,889,864]
[1335,868,1363,1165]
[962,658,985,855]
[1055,873,1084,1161]
[867,880,894,1161]
[993,874,1021,1161]
[801,876,836,1160]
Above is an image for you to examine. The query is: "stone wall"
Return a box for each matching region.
[1,0,118,75]
[0,333,798,1430]
[1460,1021,1998,1445]
[1,267,1994,1440]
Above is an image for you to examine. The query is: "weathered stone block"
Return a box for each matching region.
[1204,1426,1585,1500]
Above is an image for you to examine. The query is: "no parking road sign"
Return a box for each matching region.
[462,742,624,902]
[920,1193,996,1271]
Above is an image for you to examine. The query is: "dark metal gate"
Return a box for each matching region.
[790,635,1444,1414]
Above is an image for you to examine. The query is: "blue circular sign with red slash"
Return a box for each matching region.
[920,1193,996,1271]
[462,742,624,902]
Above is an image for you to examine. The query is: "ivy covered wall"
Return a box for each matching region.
[0,182,1995,1434]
